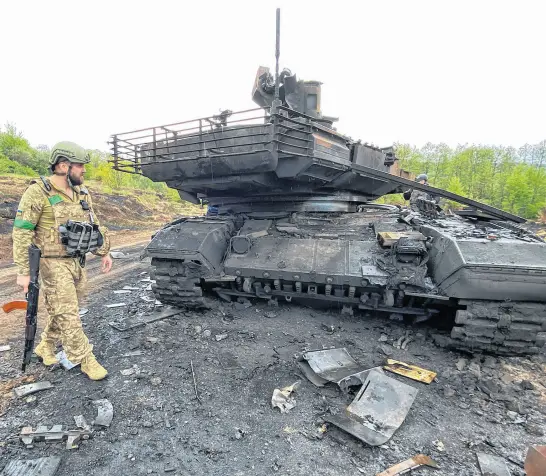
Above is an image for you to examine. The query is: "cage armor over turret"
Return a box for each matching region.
[110,9,546,355]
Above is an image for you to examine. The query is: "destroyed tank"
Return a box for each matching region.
[110,21,546,357]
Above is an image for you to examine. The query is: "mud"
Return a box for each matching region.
[0,246,545,475]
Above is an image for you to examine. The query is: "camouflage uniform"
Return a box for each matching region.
[13,178,110,364]
[409,189,433,212]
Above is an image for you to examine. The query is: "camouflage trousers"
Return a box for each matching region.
[38,258,93,363]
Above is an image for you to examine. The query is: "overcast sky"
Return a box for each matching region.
[1,0,544,152]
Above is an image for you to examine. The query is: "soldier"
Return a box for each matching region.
[13,141,113,380]
[403,173,435,211]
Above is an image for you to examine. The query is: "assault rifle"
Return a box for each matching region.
[22,245,41,372]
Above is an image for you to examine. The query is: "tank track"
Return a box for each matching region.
[150,258,210,309]
[450,300,546,355]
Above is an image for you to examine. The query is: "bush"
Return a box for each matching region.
[0,153,36,176]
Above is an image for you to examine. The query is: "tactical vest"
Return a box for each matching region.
[32,177,102,258]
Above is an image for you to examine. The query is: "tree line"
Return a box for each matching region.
[394,142,546,220]
[0,123,180,201]
[1,123,545,220]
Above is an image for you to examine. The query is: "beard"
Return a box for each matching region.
[68,169,84,186]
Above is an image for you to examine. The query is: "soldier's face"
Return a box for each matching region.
[69,164,86,185]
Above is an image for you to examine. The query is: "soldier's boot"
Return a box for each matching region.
[81,353,108,381]
[34,341,59,366]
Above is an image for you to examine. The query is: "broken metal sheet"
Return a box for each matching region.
[477,453,510,476]
[108,308,182,331]
[296,360,329,387]
[55,350,78,370]
[78,308,89,317]
[110,251,128,259]
[74,415,90,431]
[376,454,439,476]
[13,381,53,398]
[0,456,61,476]
[113,289,132,294]
[302,348,366,383]
[0,344,12,352]
[384,359,437,384]
[271,381,300,413]
[325,370,418,446]
[338,367,385,393]
[525,445,546,476]
[123,286,140,290]
[105,303,126,308]
[20,426,91,450]
[92,399,113,427]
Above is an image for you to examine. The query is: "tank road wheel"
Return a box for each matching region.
[449,300,546,355]
[150,258,212,309]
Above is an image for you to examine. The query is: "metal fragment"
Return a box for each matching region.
[20,426,91,450]
[325,370,418,446]
[113,289,132,294]
[13,381,53,398]
[383,359,437,384]
[525,445,546,476]
[92,399,114,427]
[55,350,78,370]
[110,251,128,259]
[0,456,61,476]
[190,360,202,404]
[105,303,126,308]
[376,454,439,476]
[74,415,90,431]
[477,453,510,476]
[0,344,11,352]
[108,308,182,331]
[302,348,365,383]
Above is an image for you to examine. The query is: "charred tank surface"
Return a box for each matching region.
[110,15,546,356]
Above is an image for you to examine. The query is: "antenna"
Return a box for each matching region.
[273,8,281,107]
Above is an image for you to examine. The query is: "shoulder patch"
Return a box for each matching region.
[48,195,63,206]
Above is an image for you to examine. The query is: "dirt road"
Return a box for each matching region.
[0,248,545,475]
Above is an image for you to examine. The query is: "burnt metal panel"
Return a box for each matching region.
[224,237,387,286]
[1,457,61,476]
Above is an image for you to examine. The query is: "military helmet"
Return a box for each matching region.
[49,141,90,172]
[415,173,428,182]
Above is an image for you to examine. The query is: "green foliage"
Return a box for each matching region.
[395,142,546,219]
[0,123,49,174]
[0,152,36,175]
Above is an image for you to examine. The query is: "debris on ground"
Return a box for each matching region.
[20,426,92,450]
[54,350,78,370]
[190,360,202,404]
[78,308,89,317]
[92,399,113,427]
[105,303,126,308]
[120,365,140,376]
[296,348,380,391]
[108,308,182,331]
[0,344,11,352]
[383,359,437,384]
[113,289,132,294]
[271,381,300,413]
[110,251,128,259]
[376,454,439,475]
[476,452,510,476]
[0,456,61,476]
[325,370,418,446]
[13,381,54,398]
[215,333,228,342]
[525,445,546,476]
[433,440,446,452]
[74,415,91,431]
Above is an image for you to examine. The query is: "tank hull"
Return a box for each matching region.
[146,209,546,355]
